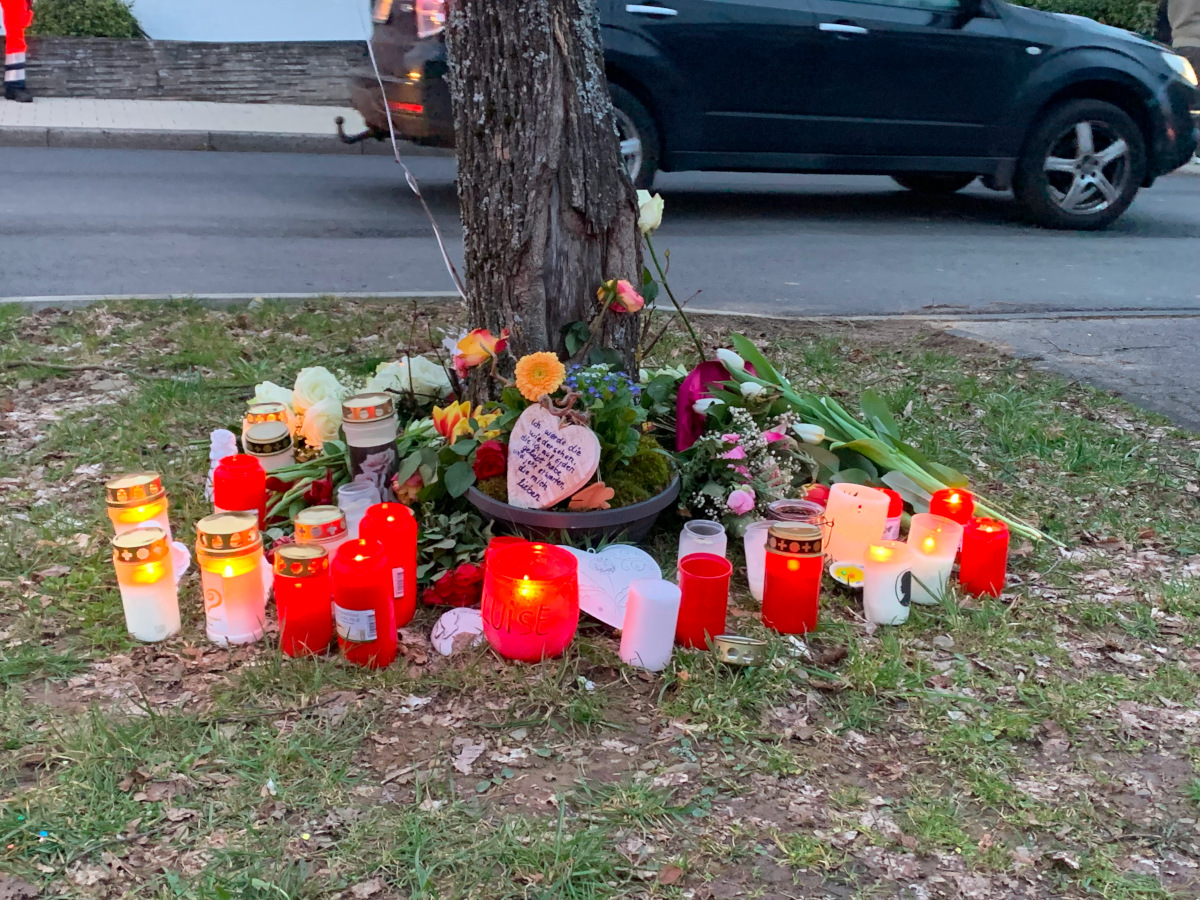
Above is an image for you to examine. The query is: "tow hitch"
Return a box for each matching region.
[335,116,380,145]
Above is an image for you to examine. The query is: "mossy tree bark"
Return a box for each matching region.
[445,0,641,378]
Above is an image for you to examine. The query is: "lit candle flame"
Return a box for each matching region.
[868,545,893,562]
[922,536,936,554]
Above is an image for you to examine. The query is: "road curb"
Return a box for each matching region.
[2,292,464,311]
[0,126,454,157]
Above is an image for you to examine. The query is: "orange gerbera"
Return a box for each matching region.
[514,352,566,402]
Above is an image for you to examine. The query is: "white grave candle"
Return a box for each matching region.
[906,513,964,605]
[862,541,913,626]
[112,527,181,642]
[823,484,890,564]
[743,520,771,602]
[619,579,682,672]
[196,512,268,646]
[678,519,727,562]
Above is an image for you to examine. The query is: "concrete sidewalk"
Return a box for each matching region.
[0,97,445,155]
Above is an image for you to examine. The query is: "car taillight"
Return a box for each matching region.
[372,0,394,24]
[415,0,446,38]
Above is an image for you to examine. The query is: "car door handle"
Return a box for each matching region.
[626,4,679,15]
[819,22,869,34]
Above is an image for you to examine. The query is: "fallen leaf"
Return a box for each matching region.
[657,864,684,885]
[33,565,70,581]
[0,875,39,900]
[453,741,486,775]
[350,878,385,899]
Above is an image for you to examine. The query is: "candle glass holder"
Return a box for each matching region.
[105,472,171,537]
[676,553,733,649]
[295,505,351,560]
[619,578,681,672]
[823,484,890,564]
[906,513,963,605]
[482,543,580,662]
[761,522,823,635]
[337,481,381,540]
[678,519,727,562]
[880,489,904,540]
[742,520,772,602]
[863,541,913,626]
[112,527,180,642]
[929,488,975,528]
[342,393,399,491]
[244,401,290,436]
[273,544,332,657]
[332,538,398,668]
[244,421,294,473]
[767,499,825,523]
[213,454,267,527]
[196,512,267,646]
[360,502,419,628]
[960,517,1009,597]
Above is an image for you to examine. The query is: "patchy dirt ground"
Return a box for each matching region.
[1,300,1200,900]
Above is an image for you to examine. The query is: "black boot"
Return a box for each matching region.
[5,85,32,103]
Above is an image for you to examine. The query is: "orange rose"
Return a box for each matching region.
[597,279,645,313]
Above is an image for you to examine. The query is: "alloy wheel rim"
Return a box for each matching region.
[613,107,643,183]
[1043,120,1130,215]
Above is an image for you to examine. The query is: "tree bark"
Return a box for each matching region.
[445,0,641,375]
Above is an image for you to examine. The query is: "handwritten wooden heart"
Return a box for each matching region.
[506,405,601,510]
[561,544,663,629]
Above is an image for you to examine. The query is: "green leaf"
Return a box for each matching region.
[642,280,660,303]
[860,390,902,441]
[395,451,422,486]
[451,438,478,457]
[444,460,476,498]
[831,468,874,485]
[563,320,591,358]
[730,334,783,385]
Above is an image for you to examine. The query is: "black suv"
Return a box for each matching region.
[350,0,1199,229]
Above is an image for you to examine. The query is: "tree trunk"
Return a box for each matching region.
[445,0,641,375]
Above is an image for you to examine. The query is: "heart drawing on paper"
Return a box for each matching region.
[561,544,663,629]
[506,404,601,510]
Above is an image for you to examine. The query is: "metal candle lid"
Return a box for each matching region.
[713,634,769,667]
[766,522,823,556]
[341,392,396,422]
[244,421,292,455]
[245,401,289,425]
[294,505,348,542]
[196,512,261,554]
[112,527,170,563]
[105,472,165,508]
[274,543,329,577]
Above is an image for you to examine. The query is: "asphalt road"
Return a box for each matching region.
[2,147,1198,316]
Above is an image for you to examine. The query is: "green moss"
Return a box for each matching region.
[608,434,672,508]
[476,476,508,502]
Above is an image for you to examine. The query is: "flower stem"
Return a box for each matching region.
[645,235,706,361]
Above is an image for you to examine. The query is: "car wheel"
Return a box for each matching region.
[1014,99,1145,231]
[891,174,976,194]
[610,84,660,190]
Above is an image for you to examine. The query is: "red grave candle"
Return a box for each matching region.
[929,488,975,526]
[676,552,733,649]
[482,543,579,662]
[761,523,823,635]
[331,539,397,669]
[959,517,1009,597]
[213,454,267,527]
[359,503,418,628]
[273,544,332,657]
[486,535,529,569]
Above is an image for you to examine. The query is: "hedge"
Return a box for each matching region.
[30,0,144,39]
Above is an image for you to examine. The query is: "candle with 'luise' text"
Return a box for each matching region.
[482,542,579,662]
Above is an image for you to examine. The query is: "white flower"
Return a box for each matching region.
[250,381,295,413]
[298,396,342,450]
[636,189,665,236]
[792,423,826,444]
[292,366,346,416]
[365,356,452,404]
[716,348,746,373]
[739,381,767,400]
[692,397,725,415]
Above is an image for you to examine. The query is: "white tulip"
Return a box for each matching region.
[692,397,724,415]
[716,348,746,373]
[740,381,767,400]
[250,380,295,413]
[636,190,664,236]
[365,356,452,404]
[298,396,343,450]
[292,366,346,416]
[792,423,826,444]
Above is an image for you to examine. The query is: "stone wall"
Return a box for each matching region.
[25,38,367,106]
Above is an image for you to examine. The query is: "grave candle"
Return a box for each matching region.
[332,539,398,668]
[337,481,381,540]
[482,543,579,662]
[619,579,681,672]
[359,502,418,628]
[486,535,529,568]
[881,489,905,540]
[823,484,890,564]
[906,513,963,605]
[212,454,267,527]
[742,520,772,602]
[111,527,180,642]
[105,472,171,537]
[294,505,351,561]
[342,393,399,488]
[761,522,823,635]
[959,517,1009,597]
[678,519,727,562]
[244,400,290,436]
[196,512,267,646]
[862,541,913,626]
[676,553,732,649]
[244,421,294,473]
[929,488,975,527]
[273,544,332,657]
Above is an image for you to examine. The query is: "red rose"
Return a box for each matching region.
[304,470,334,506]
[421,571,456,606]
[803,484,830,507]
[473,440,507,481]
[449,563,484,607]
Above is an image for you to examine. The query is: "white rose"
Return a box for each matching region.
[250,381,295,413]
[365,356,452,404]
[636,190,664,236]
[692,398,724,415]
[716,348,746,373]
[298,396,342,450]
[740,381,767,400]
[792,423,826,444]
[292,366,345,416]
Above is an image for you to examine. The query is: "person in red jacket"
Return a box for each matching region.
[2,0,33,103]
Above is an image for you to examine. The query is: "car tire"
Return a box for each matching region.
[610,84,660,190]
[891,174,976,194]
[1013,99,1146,231]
